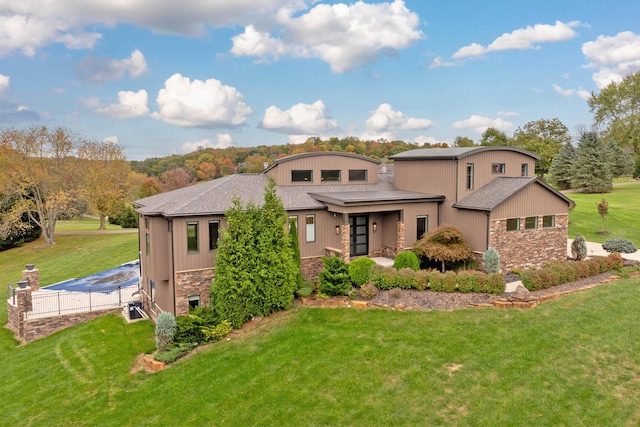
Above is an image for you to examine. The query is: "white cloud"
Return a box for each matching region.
[553,84,592,100]
[0,74,9,92]
[261,100,337,134]
[75,50,148,82]
[428,56,459,69]
[582,31,640,88]
[366,103,433,132]
[97,90,150,119]
[103,136,119,144]
[453,20,580,59]
[577,88,591,100]
[452,115,513,133]
[231,0,423,72]
[152,73,252,128]
[288,134,311,144]
[181,134,234,152]
[498,111,519,117]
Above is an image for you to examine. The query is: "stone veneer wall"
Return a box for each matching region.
[301,256,324,281]
[23,269,40,290]
[489,214,568,271]
[21,307,122,344]
[174,268,214,317]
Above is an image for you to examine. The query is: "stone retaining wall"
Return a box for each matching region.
[20,307,123,343]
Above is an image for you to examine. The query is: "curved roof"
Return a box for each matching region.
[262,151,380,174]
[389,146,540,161]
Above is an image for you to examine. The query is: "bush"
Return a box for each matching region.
[442,271,457,292]
[155,312,177,352]
[414,270,429,291]
[369,265,395,290]
[201,320,232,342]
[318,255,352,296]
[393,267,418,289]
[359,282,378,300]
[521,255,622,291]
[485,273,506,294]
[571,234,587,261]
[348,257,376,286]
[602,237,638,254]
[483,247,501,273]
[295,285,314,298]
[154,342,197,363]
[393,251,420,271]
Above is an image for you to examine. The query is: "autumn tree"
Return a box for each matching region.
[78,140,130,229]
[480,127,509,146]
[161,167,196,191]
[413,224,474,272]
[596,199,609,233]
[453,136,475,147]
[589,71,640,156]
[512,118,571,177]
[0,126,87,244]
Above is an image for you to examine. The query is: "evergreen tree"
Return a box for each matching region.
[606,142,635,178]
[547,143,576,190]
[289,219,304,290]
[571,131,613,193]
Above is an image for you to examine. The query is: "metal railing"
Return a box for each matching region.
[7,284,16,305]
[25,285,138,319]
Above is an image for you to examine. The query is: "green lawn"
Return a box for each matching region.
[568,182,640,245]
[1,280,640,425]
[56,216,132,232]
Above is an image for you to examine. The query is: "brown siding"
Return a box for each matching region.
[140,216,172,281]
[289,209,343,258]
[457,151,536,201]
[393,159,456,199]
[492,183,569,219]
[439,208,489,251]
[172,216,226,272]
[265,155,378,185]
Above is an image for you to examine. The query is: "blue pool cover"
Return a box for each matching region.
[45,261,140,293]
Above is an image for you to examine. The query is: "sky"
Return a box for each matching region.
[1,0,640,160]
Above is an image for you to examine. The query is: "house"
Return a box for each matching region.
[133,148,572,319]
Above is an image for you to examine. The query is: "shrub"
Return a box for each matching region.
[483,247,501,273]
[359,282,378,300]
[608,252,624,269]
[485,273,506,295]
[442,271,457,292]
[413,224,474,272]
[389,288,402,299]
[571,234,587,261]
[295,285,314,298]
[427,271,444,292]
[393,251,420,271]
[155,312,177,352]
[201,320,232,342]
[369,265,394,290]
[414,270,429,291]
[349,257,376,286]
[602,237,638,254]
[154,342,197,363]
[318,255,352,296]
[393,267,418,289]
[456,271,475,293]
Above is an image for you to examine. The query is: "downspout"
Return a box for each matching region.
[485,211,491,250]
[169,218,176,316]
[454,158,459,202]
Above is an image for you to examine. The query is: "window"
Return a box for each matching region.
[150,280,156,303]
[306,215,315,242]
[321,170,341,182]
[466,163,474,190]
[417,215,428,240]
[542,215,555,228]
[145,233,150,256]
[292,170,313,182]
[288,215,298,230]
[524,216,538,230]
[209,221,219,251]
[492,163,505,174]
[144,217,149,229]
[521,163,529,176]
[188,295,200,309]
[349,169,367,182]
[506,218,520,231]
[187,222,199,252]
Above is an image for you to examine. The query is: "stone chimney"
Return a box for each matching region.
[22,264,40,291]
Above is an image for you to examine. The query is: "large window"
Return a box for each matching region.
[321,170,341,182]
[524,216,538,230]
[349,169,367,182]
[187,222,199,252]
[466,163,474,190]
[306,215,315,242]
[417,215,428,240]
[521,163,529,176]
[292,170,313,182]
[506,218,520,231]
[145,233,150,256]
[492,163,506,174]
[208,221,219,251]
[542,215,555,228]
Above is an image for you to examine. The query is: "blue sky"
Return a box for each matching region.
[1,0,639,160]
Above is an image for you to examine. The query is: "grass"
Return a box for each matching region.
[568,182,640,246]
[1,279,640,425]
[56,216,132,232]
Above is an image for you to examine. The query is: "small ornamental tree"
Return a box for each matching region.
[155,311,177,352]
[602,237,638,254]
[597,199,609,232]
[318,255,352,296]
[571,234,588,261]
[413,224,474,272]
[483,247,500,273]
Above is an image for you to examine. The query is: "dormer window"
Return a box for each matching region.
[349,169,367,182]
[292,170,313,182]
[321,170,341,182]
[492,163,505,174]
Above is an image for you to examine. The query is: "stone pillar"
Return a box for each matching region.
[397,220,405,253]
[340,224,350,263]
[23,266,40,291]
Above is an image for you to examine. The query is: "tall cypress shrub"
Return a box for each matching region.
[289,219,304,290]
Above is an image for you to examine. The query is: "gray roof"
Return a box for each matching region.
[390,146,540,161]
[133,173,432,216]
[453,177,573,211]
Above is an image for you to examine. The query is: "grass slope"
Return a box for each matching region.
[568,182,640,245]
[1,281,640,425]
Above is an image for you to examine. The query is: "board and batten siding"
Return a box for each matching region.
[140,215,172,281]
[491,184,570,219]
[265,155,378,185]
[457,151,536,201]
[439,208,489,251]
[393,159,455,199]
[171,216,226,272]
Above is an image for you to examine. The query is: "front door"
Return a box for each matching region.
[350,215,368,257]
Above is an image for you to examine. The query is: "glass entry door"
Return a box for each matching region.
[349,215,368,257]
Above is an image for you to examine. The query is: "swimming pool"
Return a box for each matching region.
[44,261,140,293]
